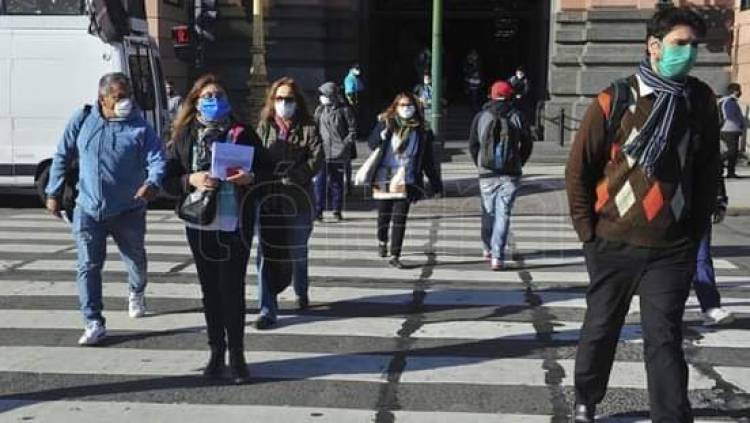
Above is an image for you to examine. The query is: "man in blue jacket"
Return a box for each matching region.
[45,73,166,345]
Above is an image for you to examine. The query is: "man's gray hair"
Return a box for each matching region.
[98,72,132,97]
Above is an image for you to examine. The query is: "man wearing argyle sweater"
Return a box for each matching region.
[565,7,719,423]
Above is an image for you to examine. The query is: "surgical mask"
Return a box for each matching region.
[113,98,133,119]
[516,72,525,79]
[275,100,297,119]
[320,95,332,106]
[424,78,431,85]
[397,105,416,119]
[352,69,361,76]
[197,96,231,122]
[657,43,698,80]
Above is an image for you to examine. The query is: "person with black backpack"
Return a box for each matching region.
[565,7,719,422]
[468,80,532,271]
[45,73,165,346]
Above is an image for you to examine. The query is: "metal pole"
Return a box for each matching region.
[559,108,565,147]
[430,0,443,181]
[248,0,269,124]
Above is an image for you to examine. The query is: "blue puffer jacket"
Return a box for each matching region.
[45,103,166,220]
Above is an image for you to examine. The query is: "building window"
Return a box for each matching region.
[743,0,750,11]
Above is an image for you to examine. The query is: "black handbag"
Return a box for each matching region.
[177,189,217,225]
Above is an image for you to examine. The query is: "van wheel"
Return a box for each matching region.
[34,164,50,207]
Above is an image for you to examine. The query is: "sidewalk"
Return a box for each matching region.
[726,170,750,215]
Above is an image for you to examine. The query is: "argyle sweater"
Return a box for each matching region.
[565,75,720,248]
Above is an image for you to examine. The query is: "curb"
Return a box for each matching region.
[727,207,750,216]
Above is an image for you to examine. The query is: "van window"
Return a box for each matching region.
[128,49,156,112]
[2,0,85,15]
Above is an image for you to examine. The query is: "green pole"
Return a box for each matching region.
[430,0,443,178]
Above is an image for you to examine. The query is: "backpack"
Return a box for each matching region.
[717,96,730,128]
[36,105,93,220]
[87,0,130,43]
[477,108,522,174]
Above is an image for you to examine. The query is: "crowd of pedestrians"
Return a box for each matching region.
[41,5,742,422]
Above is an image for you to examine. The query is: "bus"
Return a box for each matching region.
[0,0,168,190]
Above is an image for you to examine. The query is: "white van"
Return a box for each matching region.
[0,0,168,190]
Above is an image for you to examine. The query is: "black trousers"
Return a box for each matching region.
[377,199,411,257]
[186,228,250,352]
[721,131,741,176]
[575,237,696,423]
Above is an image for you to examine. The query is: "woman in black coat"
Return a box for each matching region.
[366,91,443,268]
[163,74,264,384]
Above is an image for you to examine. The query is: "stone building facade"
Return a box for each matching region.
[145,0,738,140]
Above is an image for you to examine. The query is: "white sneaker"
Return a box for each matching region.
[78,320,106,346]
[482,250,491,260]
[128,292,146,318]
[703,307,735,326]
[491,258,503,271]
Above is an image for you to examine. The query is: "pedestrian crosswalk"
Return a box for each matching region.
[0,192,748,421]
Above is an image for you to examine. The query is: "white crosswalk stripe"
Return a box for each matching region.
[0,207,745,422]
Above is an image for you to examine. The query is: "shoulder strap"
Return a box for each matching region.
[608,78,631,134]
[69,105,93,159]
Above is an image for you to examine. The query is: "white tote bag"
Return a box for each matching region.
[354,147,383,186]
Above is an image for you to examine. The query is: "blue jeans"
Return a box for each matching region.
[73,207,147,324]
[314,161,345,216]
[257,210,313,321]
[479,176,520,261]
[693,225,721,312]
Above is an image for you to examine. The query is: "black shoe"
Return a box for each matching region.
[389,256,404,269]
[333,211,343,221]
[572,403,595,423]
[228,350,251,384]
[202,348,226,380]
[315,213,323,222]
[254,316,275,330]
[727,173,742,179]
[378,242,388,258]
[297,295,309,310]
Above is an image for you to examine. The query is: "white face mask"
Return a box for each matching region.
[352,69,361,76]
[275,100,297,119]
[424,78,431,85]
[113,98,133,119]
[397,105,416,119]
[319,95,332,106]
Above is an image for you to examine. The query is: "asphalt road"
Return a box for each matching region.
[0,148,748,422]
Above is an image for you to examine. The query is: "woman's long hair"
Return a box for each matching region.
[379,91,424,127]
[259,77,313,126]
[171,74,230,143]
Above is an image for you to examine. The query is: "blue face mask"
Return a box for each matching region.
[197,96,231,121]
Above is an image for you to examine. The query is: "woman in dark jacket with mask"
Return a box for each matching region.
[163,74,263,384]
[254,77,324,330]
[367,92,443,269]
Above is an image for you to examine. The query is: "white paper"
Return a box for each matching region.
[210,142,255,180]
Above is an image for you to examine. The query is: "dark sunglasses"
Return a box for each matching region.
[200,92,226,100]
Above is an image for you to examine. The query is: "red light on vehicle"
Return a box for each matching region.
[172,25,191,46]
